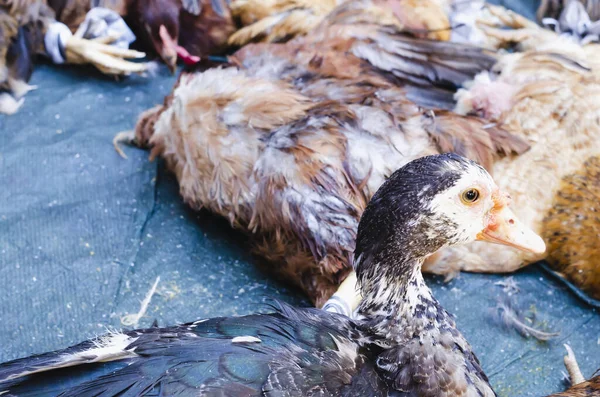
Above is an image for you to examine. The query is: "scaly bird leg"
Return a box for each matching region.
[485,4,541,29]
[476,24,533,45]
[563,344,586,385]
[65,35,149,76]
[113,130,137,159]
[322,272,362,317]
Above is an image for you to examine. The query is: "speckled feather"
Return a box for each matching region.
[228,0,454,47]
[542,155,600,300]
[134,30,527,305]
[0,155,499,397]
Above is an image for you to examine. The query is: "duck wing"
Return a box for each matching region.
[0,306,373,396]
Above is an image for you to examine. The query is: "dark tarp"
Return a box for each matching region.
[0,1,598,396]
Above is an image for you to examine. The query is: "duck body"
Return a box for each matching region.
[0,303,490,397]
[2,153,539,396]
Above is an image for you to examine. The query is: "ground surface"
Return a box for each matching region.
[1,2,599,395]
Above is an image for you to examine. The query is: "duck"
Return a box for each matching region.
[0,153,547,397]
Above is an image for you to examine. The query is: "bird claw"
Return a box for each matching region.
[8,78,37,98]
[113,130,137,159]
[563,344,586,385]
[484,4,539,30]
[0,93,24,115]
[64,36,149,76]
[476,24,532,45]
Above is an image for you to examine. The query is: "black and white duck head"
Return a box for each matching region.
[354,153,545,327]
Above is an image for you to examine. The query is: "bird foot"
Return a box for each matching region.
[563,344,586,385]
[64,36,149,76]
[484,4,540,30]
[322,271,362,318]
[113,130,137,159]
[476,24,532,45]
[0,92,25,115]
[8,78,37,98]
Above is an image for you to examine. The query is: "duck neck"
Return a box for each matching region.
[356,254,451,344]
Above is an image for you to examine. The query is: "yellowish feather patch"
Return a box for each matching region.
[543,155,600,300]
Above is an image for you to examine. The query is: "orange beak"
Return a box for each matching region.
[476,191,546,254]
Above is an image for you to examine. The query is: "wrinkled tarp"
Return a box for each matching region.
[0,1,598,396]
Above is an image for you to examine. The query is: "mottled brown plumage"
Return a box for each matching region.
[550,376,600,397]
[542,156,600,301]
[47,0,235,72]
[131,28,526,305]
[228,0,452,46]
[0,0,52,114]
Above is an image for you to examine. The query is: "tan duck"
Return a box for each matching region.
[335,3,600,309]
[424,5,600,302]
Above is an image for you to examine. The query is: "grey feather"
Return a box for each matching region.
[489,298,559,341]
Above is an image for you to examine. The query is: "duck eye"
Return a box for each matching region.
[461,189,480,204]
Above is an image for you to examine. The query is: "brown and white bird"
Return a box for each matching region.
[0,0,52,114]
[227,0,453,46]
[421,7,600,302]
[0,0,151,115]
[118,0,529,306]
[46,0,236,72]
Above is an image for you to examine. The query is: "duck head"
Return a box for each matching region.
[355,153,545,284]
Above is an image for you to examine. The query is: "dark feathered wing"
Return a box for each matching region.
[350,31,496,90]
[0,306,377,397]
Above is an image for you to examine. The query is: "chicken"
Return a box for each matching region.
[48,0,127,30]
[228,0,340,45]
[47,0,235,72]
[0,0,151,114]
[423,18,600,299]
[542,156,600,301]
[227,0,452,47]
[0,0,52,114]
[458,3,600,51]
[124,0,235,72]
[121,2,528,305]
